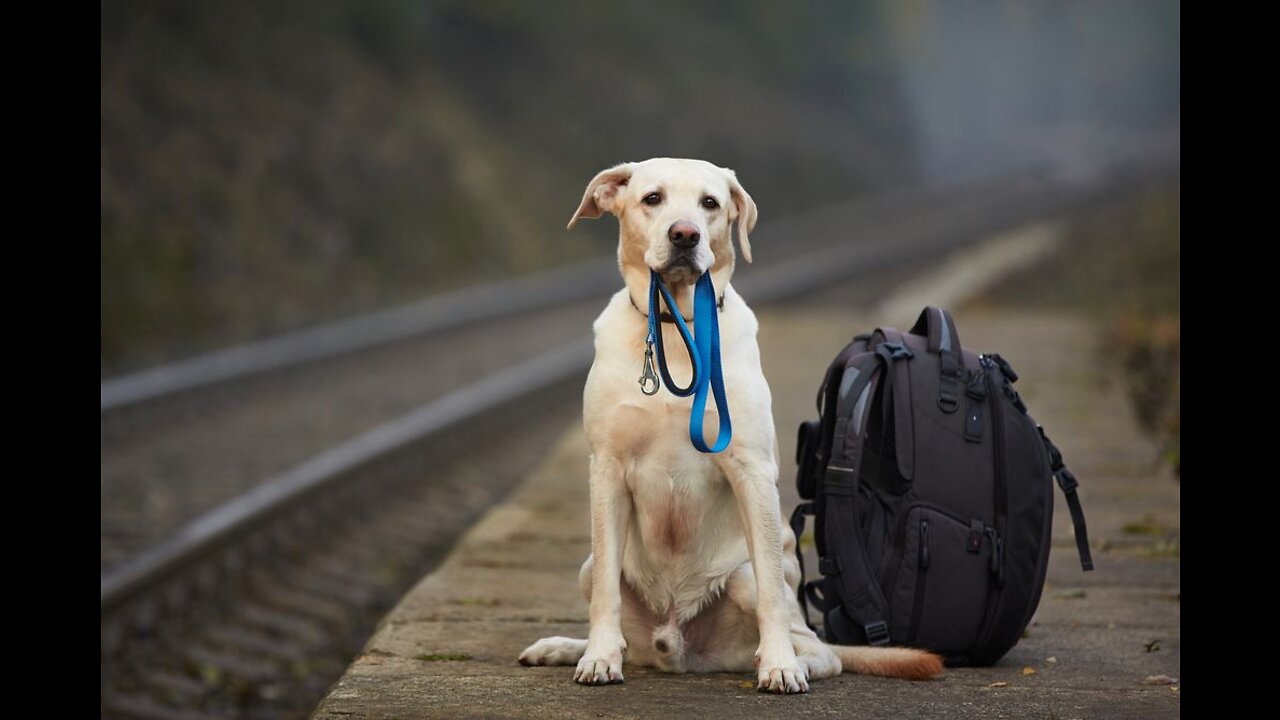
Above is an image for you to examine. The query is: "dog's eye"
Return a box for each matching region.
[701,196,719,210]
[643,192,662,206]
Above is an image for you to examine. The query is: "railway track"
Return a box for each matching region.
[99,173,1012,577]
[100,157,1173,719]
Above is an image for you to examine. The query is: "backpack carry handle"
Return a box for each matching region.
[909,306,964,357]
[910,306,966,414]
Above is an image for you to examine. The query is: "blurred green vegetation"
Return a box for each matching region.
[977,183,1180,477]
[102,1,1178,376]
[1107,312,1179,478]
[101,0,919,375]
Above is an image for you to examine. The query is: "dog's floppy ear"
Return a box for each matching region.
[725,168,758,263]
[567,162,635,230]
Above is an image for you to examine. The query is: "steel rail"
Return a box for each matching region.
[100,258,617,412]
[99,172,1038,414]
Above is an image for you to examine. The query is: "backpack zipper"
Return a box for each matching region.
[880,501,969,594]
[907,518,930,643]
[973,355,1009,652]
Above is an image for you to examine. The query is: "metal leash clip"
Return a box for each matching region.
[639,337,660,395]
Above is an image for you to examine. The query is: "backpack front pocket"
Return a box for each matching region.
[885,504,997,658]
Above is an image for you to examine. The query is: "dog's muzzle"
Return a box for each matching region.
[660,220,705,279]
[663,250,698,271]
[659,257,700,284]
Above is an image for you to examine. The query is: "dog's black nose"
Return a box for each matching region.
[668,220,700,249]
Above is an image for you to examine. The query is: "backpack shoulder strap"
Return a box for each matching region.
[820,352,893,645]
[816,334,873,415]
[870,327,916,481]
[793,334,874,631]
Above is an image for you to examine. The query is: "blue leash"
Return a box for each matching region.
[638,270,732,453]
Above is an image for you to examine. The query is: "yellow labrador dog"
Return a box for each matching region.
[518,158,942,693]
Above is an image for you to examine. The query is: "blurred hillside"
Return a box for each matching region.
[101,0,1178,376]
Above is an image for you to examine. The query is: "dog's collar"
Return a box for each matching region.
[630,290,724,324]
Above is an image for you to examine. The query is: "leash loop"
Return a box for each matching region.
[642,270,732,453]
[648,271,701,396]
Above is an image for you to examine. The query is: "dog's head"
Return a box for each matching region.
[567,158,757,286]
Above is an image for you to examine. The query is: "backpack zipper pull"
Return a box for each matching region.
[968,519,984,553]
[984,526,1006,586]
[919,519,931,570]
[996,535,1006,586]
[982,353,1027,413]
[990,353,1019,383]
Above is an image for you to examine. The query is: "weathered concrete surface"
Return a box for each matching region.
[312,300,1180,719]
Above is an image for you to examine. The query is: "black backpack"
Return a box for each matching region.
[790,306,1093,666]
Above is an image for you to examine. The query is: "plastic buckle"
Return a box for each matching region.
[819,556,840,576]
[965,371,987,400]
[823,465,856,496]
[1055,467,1078,493]
[1038,426,1065,470]
[876,341,915,361]
[864,621,890,646]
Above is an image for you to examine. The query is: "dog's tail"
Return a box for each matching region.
[826,643,944,680]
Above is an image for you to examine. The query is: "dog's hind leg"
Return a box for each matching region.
[724,522,937,682]
[518,637,587,666]
[792,632,842,681]
[724,558,840,687]
[517,555,596,667]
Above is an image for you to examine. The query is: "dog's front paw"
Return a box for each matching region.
[755,649,809,694]
[574,642,625,685]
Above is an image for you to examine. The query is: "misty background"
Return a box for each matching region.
[100,0,1179,377]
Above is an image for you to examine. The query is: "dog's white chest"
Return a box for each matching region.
[623,423,724,554]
